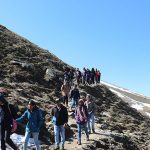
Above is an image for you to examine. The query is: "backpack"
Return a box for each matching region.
[11,119,17,133]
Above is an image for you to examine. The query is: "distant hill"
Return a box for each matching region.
[0,25,150,150]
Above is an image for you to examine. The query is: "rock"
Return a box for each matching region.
[45,68,62,81]
[70,124,77,128]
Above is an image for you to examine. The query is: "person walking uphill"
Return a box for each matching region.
[85,94,95,134]
[0,94,18,150]
[75,99,89,145]
[51,98,68,150]
[16,100,43,150]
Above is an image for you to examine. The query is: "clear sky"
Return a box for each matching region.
[0,0,150,96]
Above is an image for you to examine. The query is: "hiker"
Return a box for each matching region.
[76,68,82,86]
[85,94,95,133]
[75,99,89,145]
[95,70,101,84]
[86,69,91,85]
[91,68,95,84]
[51,98,68,150]
[16,100,43,150]
[61,80,71,107]
[64,70,70,82]
[82,68,87,85]
[98,70,101,83]
[81,95,87,103]
[68,70,74,83]
[0,93,18,150]
[69,84,80,111]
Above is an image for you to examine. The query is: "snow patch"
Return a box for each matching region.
[101,81,150,99]
[142,103,150,108]
[145,112,150,117]
[108,87,150,113]
[109,88,125,98]
[10,133,42,146]
[131,103,144,111]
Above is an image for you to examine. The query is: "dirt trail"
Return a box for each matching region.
[50,112,109,150]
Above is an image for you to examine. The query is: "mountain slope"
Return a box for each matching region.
[0,25,150,150]
[0,24,72,144]
[0,24,72,103]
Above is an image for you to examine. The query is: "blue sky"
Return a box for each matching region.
[0,0,150,96]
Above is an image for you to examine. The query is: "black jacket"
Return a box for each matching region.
[70,88,80,99]
[51,104,68,126]
[1,103,17,128]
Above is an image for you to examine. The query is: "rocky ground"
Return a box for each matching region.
[1,24,150,149]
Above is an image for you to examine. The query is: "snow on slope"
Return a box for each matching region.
[101,81,150,117]
[101,81,150,99]
[0,133,42,150]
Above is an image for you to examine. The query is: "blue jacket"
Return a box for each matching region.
[16,106,43,132]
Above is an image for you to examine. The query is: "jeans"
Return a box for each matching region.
[24,131,40,150]
[54,125,65,148]
[77,123,89,143]
[87,113,95,132]
[87,113,95,131]
[70,98,78,109]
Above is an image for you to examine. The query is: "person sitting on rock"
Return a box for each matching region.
[75,99,89,145]
[85,94,95,134]
[51,98,68,150]
[69,84,80,111]
[0,93,18,150]
[16,100,43,150]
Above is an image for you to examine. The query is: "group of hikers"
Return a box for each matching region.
[52,71,96,150]
[0,67,98,150]
[52,82,96,150]
[64,67,101,86]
